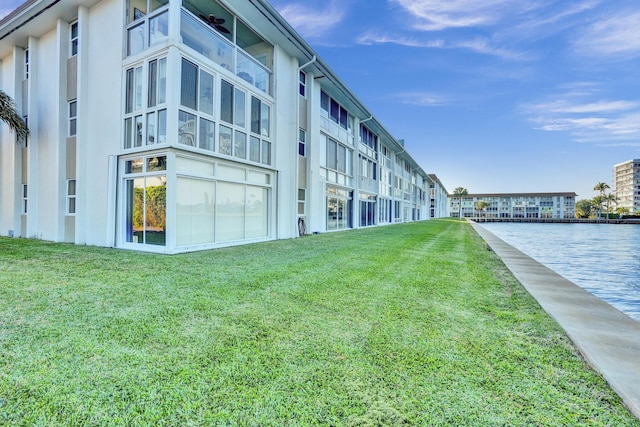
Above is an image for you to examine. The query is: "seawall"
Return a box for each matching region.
[471,221,640,419]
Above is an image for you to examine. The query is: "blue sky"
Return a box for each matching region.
[3,0,640,199]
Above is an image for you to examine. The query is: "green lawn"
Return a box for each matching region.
[0,219,637,426]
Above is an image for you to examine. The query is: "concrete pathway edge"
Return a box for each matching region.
[471,222,640,419]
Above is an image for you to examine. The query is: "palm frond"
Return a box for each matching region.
[0,90,30,142]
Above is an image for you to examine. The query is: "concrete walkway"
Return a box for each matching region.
[471,222,640,419]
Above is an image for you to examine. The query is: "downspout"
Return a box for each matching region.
[298,55,316,72]
[294,55,316,236]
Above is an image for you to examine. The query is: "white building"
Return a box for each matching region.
[613,159,640,214]
[428,174,448,219]
[0,0,444,253]
[448,193,577,219]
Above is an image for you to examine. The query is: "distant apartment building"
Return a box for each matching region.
[448,193,577,219]
[613,159,640,214]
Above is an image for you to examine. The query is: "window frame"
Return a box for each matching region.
[66,179,77,215]
[68,100,77,137]
[70,21,78,57]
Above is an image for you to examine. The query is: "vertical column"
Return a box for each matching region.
[75,5,89,244]
[25,36,38,238]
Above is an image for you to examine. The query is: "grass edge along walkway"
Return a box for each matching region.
[1,219,638,426]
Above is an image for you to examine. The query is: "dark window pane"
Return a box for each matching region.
[220,80,233,124]
[251,96,260,134]
[180,58,198,110]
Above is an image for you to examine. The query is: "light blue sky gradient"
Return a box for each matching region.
[3,0,639,199]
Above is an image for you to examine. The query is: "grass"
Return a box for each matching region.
[0,219,638,426]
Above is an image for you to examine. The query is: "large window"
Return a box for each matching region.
[124,57,167,149]
[180,1,273,94]
[360,194,376,227]
[124,156,166,246]
[327,186,352,231]
[321,90,352,132]
[179,59,215,151]
[175,157,271,247]
[214,79,271,165]
[126,0,168,56]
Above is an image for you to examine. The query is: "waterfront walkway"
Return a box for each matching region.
[472,222,640,419]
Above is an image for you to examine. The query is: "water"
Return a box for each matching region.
[479,223,640,322]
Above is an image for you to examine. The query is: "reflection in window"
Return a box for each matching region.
[125,175,166,246]
[215,182,245,242]
[219,125,232,155]
[179,110,196,146]
[199,118,215,151]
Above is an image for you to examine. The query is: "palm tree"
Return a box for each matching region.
[593,182,610,197]
[592,195,604,220]
[452,187,468,220]
[0,90,29,142]
[603,193,618,219]
[616,206,630,217]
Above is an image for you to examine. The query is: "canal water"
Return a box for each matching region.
[478,222,640,322]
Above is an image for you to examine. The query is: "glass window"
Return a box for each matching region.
[127,22,146,56]
[219,125,232,155]
[149,10,168,47]
[134,115,143,147]
[146,111,156,144]
[245,186,268,238]
[199,118,215,151]
[261,140,271,165]
[67,180,76,214]
[157,109,167,144]
[181,58,198,110]
[234,131,246,159]
[70,22,78,56]
[327,139,337,170]
[220,80,233,124]
[178,110,196,146]
[125,175,166,246]
[134,66,143,111]
[199,70,214,116]
[250,96,260,134]
[260,103,269,137]
[177,177,215,246]
[299,71,306,97]
[249,136,260,162]
[69,100,77,136]
[234,88,245,128]
[215,182,245,242]
[298,129,306,156]
[148,59,158,108]
[124,118,133,149]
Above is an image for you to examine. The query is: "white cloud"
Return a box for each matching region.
[356,31,530,61]
[356,32,444,48]
[275,2,345,39]
[394,91,449,106]
[390,0,513,31]
[523,93,640,146]
[573,8,640,58]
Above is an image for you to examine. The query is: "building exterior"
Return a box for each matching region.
[613,159,640,214]
[427,174,448,219]
[448,193,577,219]
[0,0,443,253]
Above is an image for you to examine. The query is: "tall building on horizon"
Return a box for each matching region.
[613,159,640,214]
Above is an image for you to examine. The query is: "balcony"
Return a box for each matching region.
[320,116,354,146]
[180,10,271,95]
